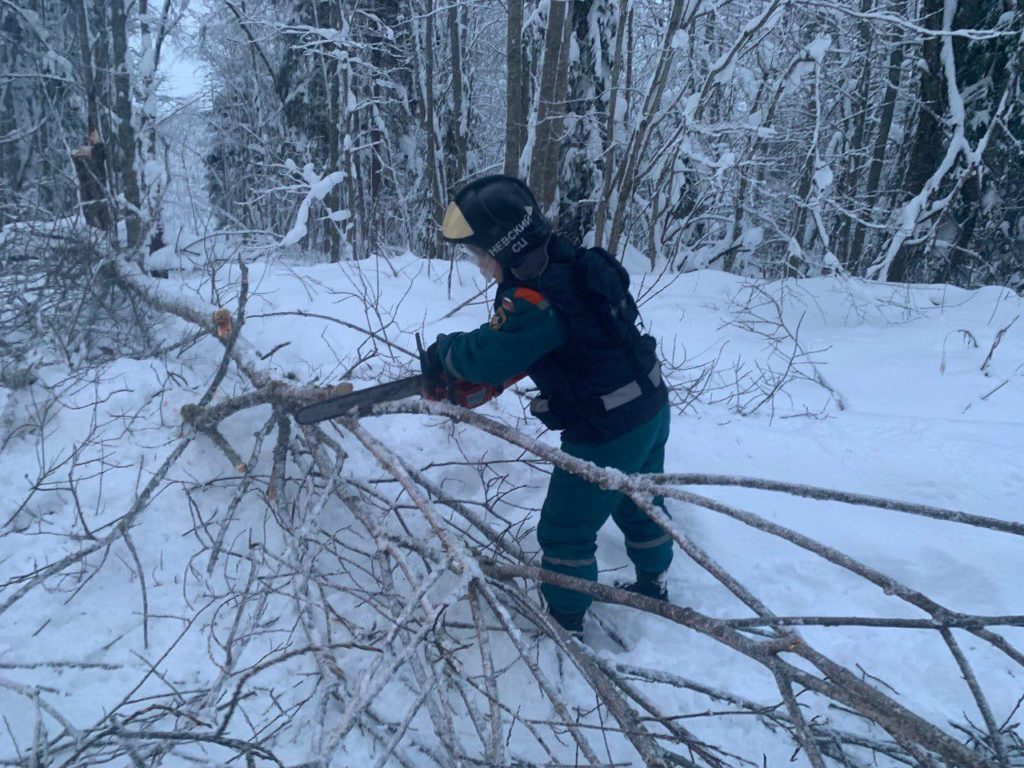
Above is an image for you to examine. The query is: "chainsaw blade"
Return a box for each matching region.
[294,375,423,424]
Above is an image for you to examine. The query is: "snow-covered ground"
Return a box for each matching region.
[1,254,1022,766]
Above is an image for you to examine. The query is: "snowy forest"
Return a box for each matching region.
[1,0,1024,766]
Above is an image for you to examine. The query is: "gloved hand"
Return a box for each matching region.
[419,338,451,401]
[418,333,525,408]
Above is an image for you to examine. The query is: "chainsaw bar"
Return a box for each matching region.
[294,375,423,424]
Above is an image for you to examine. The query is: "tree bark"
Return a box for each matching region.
[72,134,113,232]
[110,0,143,249]
[940,0,1003,284]
[889,0,946,282]
[75,0,99,136]
[529,0,573,217]
[419,0,443,259]
[325,1,343,261]
[602,0,687,256]
[504,0,527,176]
[848,15,905,274]
[588,0,629,250]
[446,0,467,189]
[835,0,874,270]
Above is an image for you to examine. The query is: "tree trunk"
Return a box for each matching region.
[419,0,443,259]
[603,0,686,256]
[504,0,527,176]
[368,0,406,258]
[342,59,359,258]
[72,134,113,232]
[75,0,99,136]
[889,0,946,282]
[938,0,998,284]
[590,0,628,250]
[138,0,174,259]
[848,15,905,275]
[835,0,874,269]
[0,16,18,230]
[529,0,573,217]
[325,2,343,262]
[446,0,467,189]
[110,0,143,249]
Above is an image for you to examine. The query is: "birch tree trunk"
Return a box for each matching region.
[938,0,1007,285]
[138,0,176,260]
[110,0,143,249]
[596,0,629,223]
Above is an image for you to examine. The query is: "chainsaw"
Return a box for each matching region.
[294,334,523,425]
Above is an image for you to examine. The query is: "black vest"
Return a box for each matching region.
[500,236,667,443]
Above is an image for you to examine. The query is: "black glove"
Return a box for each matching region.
[423,347,502,408]
[419,338,450,401]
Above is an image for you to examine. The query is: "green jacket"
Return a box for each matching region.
[436,285,567,387]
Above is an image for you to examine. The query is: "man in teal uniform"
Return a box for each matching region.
[422,175,673,633]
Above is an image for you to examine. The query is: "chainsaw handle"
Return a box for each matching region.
[416,332,456,402]
[417,332,527,407]
[416,332,442,381]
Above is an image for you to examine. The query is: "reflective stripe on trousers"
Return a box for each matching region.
[624,533,671,550]
[543,555,597,568]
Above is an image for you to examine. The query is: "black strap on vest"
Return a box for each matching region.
[516,237,665,432]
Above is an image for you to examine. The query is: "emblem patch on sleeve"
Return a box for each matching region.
[488,307,507,331]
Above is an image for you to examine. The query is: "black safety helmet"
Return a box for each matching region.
[441,175,552,267]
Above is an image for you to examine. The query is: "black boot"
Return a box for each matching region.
[548,607,586,636]
[619,570,669,602]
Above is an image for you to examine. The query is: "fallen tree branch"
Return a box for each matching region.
[481,562,995,768]
[64,262,1019,767]
[647,472,1024,537]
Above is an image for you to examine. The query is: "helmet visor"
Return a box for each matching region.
[441,201,474,240]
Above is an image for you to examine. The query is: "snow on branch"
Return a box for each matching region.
[4,263,1020,768]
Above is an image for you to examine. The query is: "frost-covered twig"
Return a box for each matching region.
[247,308,416,357]
[721,613,1024,629]
[507,592,679,767]
[659,484,1024,670]
[728,282,847,412]
[0,437,192,617]
[206,414,275,574]
[466,583,504,767]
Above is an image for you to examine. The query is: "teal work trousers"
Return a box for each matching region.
[537,404,674,613]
